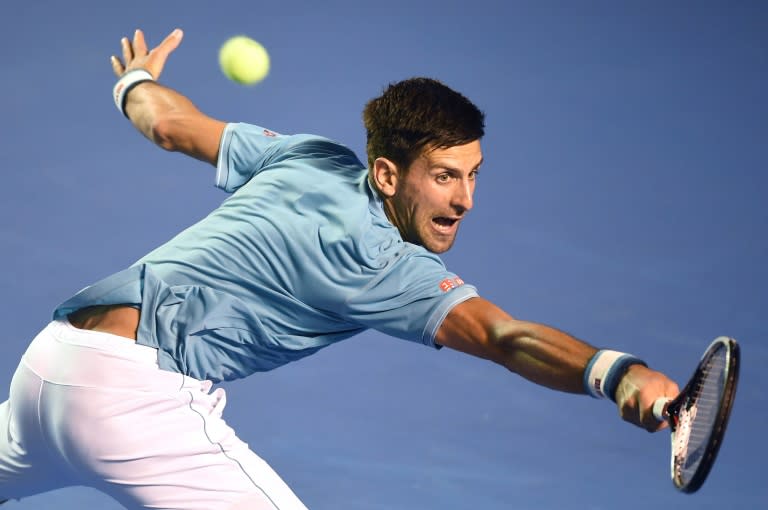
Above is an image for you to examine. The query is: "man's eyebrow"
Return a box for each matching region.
[432,157,484,173]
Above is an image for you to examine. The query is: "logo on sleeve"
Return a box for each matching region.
[439,276,465,292]
[263,129,278,137]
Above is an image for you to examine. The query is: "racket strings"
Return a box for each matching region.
[674,348,727,482]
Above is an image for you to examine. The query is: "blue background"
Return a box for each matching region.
[1,1,765,509]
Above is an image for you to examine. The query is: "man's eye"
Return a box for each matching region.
[436,174,450,183]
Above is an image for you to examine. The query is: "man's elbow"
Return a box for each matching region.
[149,114,183,152]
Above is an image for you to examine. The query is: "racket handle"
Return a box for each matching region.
[652,397,670,421]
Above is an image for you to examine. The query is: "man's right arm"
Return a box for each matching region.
[111,28,226,166]
[435,296,679,432]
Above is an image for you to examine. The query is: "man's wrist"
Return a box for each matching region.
[584,349,648,402]
[113,69,154,117]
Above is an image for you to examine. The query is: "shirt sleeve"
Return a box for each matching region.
[215,123,289,192]
[343,245,479,348]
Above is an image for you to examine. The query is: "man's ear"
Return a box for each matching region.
[371,157,399,197]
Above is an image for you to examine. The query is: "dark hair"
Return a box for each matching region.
[363,77,485,170]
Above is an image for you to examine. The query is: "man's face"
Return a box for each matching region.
[381,140,483,253]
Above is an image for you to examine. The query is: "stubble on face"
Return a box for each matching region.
[384,141,483,254]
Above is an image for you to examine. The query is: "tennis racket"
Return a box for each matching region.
[652,336,739,493]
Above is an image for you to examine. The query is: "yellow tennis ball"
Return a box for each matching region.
[219,36,270,85]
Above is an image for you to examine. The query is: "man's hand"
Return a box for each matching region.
[106,27,225,165]
[614,364,679,432]
[110,28,183,80]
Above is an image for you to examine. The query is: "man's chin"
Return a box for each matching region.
[423,235,456,254]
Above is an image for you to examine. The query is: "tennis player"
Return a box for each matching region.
[0,28,679,509]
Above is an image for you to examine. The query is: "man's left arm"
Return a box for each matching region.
[435,296,679,432]
[111,28,226,166]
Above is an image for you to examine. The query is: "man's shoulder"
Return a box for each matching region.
[229,122,357,158]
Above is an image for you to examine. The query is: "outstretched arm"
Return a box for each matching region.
[435,297,679,431]
[110,28,226,166]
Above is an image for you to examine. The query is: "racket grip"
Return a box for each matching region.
[652,397,669,421]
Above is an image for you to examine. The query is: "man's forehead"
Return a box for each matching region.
[424,141,483,167]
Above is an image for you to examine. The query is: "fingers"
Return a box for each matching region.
[152,28,184,62]
[646,380,679,431]
[121,36,134,66]
[133,29,148,58]
[619,397,664,432]
[615,365,679,433]
[164,28,184,48]
[643,408,669,432]
[110,55,124,77]
[111,28,183,79]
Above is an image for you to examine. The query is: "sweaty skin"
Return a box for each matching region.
[374,141,482,254]
[109,28,679,431]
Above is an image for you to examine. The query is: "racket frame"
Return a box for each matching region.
[659,336,739,493]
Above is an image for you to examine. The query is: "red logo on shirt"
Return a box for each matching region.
[439,277,465,292]
[263,129,278,137]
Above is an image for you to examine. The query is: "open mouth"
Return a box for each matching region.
[432,217,458,233]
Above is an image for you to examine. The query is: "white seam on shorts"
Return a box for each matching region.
[33,374,75,473]
[183,389,281,509]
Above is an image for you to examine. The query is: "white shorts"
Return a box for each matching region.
[0,320,308,510]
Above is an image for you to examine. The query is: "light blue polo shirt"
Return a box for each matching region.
[53,123,478,382]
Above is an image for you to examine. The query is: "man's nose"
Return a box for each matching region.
[452,180,474,213]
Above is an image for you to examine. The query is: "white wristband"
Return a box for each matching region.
[113,69,154,116]
[584,349,647,401]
